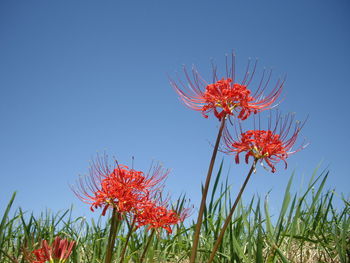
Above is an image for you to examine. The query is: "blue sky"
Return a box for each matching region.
[1,0,349,220]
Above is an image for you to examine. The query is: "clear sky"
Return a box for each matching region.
[1,0,349,220]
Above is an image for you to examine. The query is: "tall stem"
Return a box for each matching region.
[105,208,120,263]
[189,117,226,263]
[207,159,258,263]
[139,229,155,263]
[119,216,136,263]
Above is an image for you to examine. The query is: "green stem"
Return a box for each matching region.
[119,216,136,263]
[189,117,226,263]
[139,229,155,263]
[207,159,258,263]
[105,208,120,263]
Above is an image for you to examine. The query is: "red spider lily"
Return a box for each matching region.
[72,154,169,216]
[170,53,283,121]
[223,112,307,172]
[29,248,48,263]
[135,199,189,234]
[25,236,74,263]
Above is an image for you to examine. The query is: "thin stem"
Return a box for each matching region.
[139,229,156,263]
[105,208,120,263]
[119,216,136,263]
[207,158,258,263]
[189,117,226,263]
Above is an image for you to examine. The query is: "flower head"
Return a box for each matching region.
[72,154,169,216]
[25,236,75,263]
[223,112,307,172]
[28,248,48,263]
[135,198,190,234]
[170,53,283,121]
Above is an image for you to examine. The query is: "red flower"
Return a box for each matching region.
[223,112,307,172]
[26,236,74,263]
[72,154,169,216]
[135,199,188,234]
[170,53,283,121]
[30,248,48,263]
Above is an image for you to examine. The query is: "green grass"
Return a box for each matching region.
[0,167,349,263]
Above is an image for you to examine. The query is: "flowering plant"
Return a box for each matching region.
[170,53,307,263]
[72,154,186,263]
[24,237,74,263]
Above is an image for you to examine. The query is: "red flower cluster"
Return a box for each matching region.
[135,200,187,234]
[89,165,160,215]
[170,54,283,121]
[73,155,186,233]
[202,78,257,120]
[223,113,306,173]
[73,155,168,216]
[26,236,74,263]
